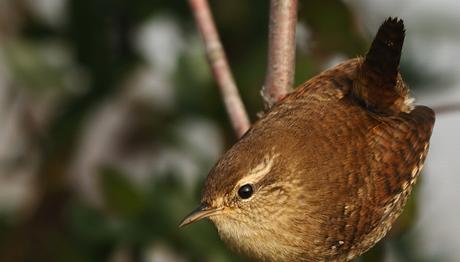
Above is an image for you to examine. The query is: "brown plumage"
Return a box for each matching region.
[180,17,435,261]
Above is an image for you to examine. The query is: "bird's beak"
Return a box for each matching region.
[179,203,222,228]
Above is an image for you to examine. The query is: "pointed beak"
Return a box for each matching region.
[179,203,222,228]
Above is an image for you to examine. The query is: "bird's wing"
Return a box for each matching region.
[367,105,435,205]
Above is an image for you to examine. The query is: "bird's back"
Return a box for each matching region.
[245,54,434,261]
[195,18,435,262]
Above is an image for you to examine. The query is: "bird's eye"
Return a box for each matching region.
[238,184,254,199]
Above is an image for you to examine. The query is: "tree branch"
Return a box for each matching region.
[262,0,298,108]
[432,103,460,115]
[188,0,250,138]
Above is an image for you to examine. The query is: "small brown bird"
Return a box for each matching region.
[179,18,435,262]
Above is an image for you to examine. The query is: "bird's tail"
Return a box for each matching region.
[353,17,412,114]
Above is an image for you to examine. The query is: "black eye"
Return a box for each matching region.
[238,184,253,199]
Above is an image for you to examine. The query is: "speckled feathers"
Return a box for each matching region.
[196,18,435,262]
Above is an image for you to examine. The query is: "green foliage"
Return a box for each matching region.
[101,168,146,219]
[4,40,69,92]
[65,171,244,261]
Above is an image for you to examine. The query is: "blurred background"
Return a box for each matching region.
[0,0,459,261]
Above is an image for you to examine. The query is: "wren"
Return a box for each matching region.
[179,18,435,262]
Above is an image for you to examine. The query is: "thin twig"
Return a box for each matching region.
[188,0,250,137]
[262,0,298,108]
[432,103,460,115]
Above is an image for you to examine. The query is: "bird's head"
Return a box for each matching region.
[179,138,309,259]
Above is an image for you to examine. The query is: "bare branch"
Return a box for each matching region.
[262,0,298,108]
[188,0,250,138]
[432,103,460,115]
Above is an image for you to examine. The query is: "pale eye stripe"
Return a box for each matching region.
[237,154,279,186]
